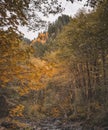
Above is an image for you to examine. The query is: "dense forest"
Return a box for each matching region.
[0,0,108,130]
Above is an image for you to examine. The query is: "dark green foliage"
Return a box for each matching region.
[22,37,31,45]
[33,43,47,58]
[48,15,71,39]
[45,15,71,54]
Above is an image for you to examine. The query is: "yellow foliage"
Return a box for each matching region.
[0,30,57,97]
[31,32,48,45]
[51,107,60,117]
[90,102,102,111]
[1,76,9,83]
[16,57,57,96]
[9,104,24,117]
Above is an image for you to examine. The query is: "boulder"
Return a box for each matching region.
[0,96,9,118]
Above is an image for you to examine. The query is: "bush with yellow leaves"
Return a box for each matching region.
[9,104,24,117]
[51,107,60,117]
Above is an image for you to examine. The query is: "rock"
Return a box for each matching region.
[104,127,108,130]
[0,126,6,130]
[76,127,83,130]
[54,120,62,126]
[37,127,42,130]
[1,121,20,129]
[1,122,13,128]
[0,96,9,118]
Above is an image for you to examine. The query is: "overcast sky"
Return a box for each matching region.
[19,0,91,40]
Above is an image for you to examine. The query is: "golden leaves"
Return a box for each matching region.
[0,30,56,100]
[51,107,60,117]
[1,76,10,83]
[15,57,57,96]
[9,104,24,117]
[31,32,48,46]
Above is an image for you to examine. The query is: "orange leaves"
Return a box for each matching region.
[16,57,57,96]
[51,107,60,117]
[0,30,32,90]
[37,32,48,44]
[31,32,48,45]
[17,87,29,96]
[0,30,56,99]
[1,76,10,83]
[9,104,24,117]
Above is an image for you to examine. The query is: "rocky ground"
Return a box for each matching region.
[0,118,108,130]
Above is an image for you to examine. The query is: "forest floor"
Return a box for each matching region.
[0,117,108,130]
